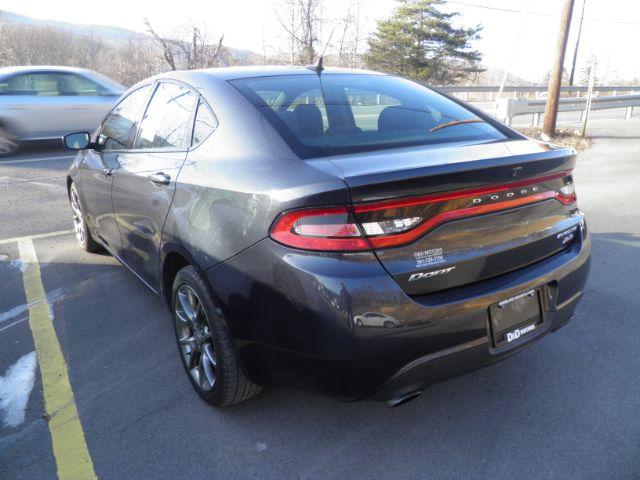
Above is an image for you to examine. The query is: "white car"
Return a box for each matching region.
[0,66,124,155]
[354,312,402,329]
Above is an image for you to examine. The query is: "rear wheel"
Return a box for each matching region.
[0,125,19,156]
[69,183,100,252]
[172,265,262,407]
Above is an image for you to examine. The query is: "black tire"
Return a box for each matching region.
[171,265,262,407]
[69,182,101,253]
[0,124,19,157]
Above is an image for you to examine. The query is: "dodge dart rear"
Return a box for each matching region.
[66,67,590,407]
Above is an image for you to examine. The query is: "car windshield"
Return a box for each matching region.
[230,73,508,159]
[88,71,126,94]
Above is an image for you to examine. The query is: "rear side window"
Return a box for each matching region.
[136,82,196,150]
[191,97,218,147]
[100,85,151,151]
[60,74,109,96]
[231,74,508,159]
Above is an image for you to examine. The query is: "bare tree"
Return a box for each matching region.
[273,0,323,65]
[0,19,166,86]
[335,0,364,67]
[103,35,162,86]
[0,23,75,66]
[75,33,104,71]
[336,4,352,67]
[348,0,364,68]
[144,18,177,70]
[144,18,226,71]
[579,53,600,86]
[299,0,320,64]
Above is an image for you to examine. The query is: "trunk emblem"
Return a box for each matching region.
[408,266,456,282]
[472,183,541,205]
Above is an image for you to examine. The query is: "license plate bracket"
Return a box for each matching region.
[489,289,542,347]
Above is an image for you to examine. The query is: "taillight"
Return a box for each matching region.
[269,171,577,252]
[270,206,370,251]
[558,175,576,205]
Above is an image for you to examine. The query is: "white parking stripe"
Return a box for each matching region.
[0,155,74,165]
[0,229,74,245]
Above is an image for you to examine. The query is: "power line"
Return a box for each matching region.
[568,0,587,85]
[447,1,556,18]
[446,0,640,26]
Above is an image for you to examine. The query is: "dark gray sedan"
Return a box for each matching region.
[0,65,124,155]
[64,67,590,407]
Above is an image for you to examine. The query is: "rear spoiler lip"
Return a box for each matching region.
[345,147,577,204]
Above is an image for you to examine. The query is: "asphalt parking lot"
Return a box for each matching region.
[1,120,639,480]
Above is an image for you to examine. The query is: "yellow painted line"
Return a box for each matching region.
[0,229,74,245]
[18,238,97,480]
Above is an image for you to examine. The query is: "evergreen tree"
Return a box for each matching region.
[365,0,483,84]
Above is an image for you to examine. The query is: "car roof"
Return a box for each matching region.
[0,65,102,76]
[0,65,126,92]
[122,66,391,102]
[181,65,387,81]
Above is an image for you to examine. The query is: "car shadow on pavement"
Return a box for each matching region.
[8,230,638,479]
[189,231,639,478]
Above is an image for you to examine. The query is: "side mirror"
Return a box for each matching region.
[63,132,91,150]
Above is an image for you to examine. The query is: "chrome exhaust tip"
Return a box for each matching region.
[385,390,423,408]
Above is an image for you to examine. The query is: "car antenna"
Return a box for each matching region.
[306,56,324,75]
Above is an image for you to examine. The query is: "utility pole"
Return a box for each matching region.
[543,0,575,140]
[569,0,587,86]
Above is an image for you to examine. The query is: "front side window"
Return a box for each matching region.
[231,74,508,158]
[100,85,152,151]
[0,72,108,96]
[136,82,196,150]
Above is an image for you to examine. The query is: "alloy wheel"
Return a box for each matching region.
[175,284,217,391]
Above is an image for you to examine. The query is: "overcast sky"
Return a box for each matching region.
[2,0,639,83]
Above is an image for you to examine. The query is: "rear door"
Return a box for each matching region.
[111,80,198,290]
[54,72,121,133]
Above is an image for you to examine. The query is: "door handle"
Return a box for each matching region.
[148,172,171,186]
[102,168,114,176]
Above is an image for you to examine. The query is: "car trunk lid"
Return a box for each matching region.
[327,140,581,295]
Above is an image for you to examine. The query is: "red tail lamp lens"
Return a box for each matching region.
[270,206,370,251]
[270,171,577,251]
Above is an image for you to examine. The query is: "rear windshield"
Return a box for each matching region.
[230,74,508,159]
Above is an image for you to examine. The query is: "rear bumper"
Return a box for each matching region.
[206,220,591,401]
[373,292,580,403]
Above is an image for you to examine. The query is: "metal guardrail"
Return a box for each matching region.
[495,94,640,125]
[439,85,640,94]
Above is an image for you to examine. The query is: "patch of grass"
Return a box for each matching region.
[515,127,592,151]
